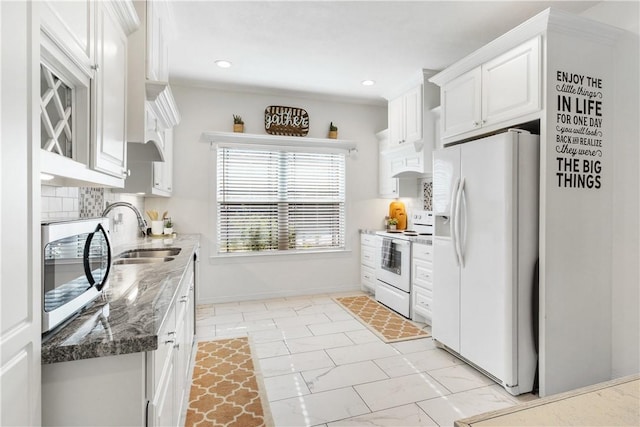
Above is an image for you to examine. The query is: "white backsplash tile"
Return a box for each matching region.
[41,185,145,247]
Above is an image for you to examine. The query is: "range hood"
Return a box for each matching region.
[385,141,430,178]
[393,169,427,179]
[127,80,181,163]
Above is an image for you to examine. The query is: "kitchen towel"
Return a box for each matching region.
[381,238,396,269]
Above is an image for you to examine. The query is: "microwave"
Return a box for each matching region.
[41,218,112,333]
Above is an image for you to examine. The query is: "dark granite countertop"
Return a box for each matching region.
[41,234,200,364]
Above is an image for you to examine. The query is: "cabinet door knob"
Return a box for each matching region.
[472,121,479,127]
[91,64,100,71]
[165,339,175,345]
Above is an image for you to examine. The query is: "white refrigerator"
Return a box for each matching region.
[432,130,539,395]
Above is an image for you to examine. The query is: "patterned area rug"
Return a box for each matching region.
[334,295,430,343]
[185,338,273,427]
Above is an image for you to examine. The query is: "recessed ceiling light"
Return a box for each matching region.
[40,173,55,181]
[361,80,375,86]
[215,60,232,68]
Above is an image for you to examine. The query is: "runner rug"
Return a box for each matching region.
[185,337,273,427]
[334,295,430,343]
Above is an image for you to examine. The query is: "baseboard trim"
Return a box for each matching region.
[197,284,362,305]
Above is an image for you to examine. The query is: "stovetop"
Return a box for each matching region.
[376,230,433,240]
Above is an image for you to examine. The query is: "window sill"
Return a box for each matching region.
[209,248,352,264]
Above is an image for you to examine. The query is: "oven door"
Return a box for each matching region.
[376,238,411,292]
[42,220,111,332]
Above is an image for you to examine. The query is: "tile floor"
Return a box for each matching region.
[195,291,536,427]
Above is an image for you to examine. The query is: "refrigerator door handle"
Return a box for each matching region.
[455,177,465,267]
[450,178,460,266]
[459,178,467,267]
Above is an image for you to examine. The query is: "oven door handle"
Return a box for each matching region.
[391,239,410,247]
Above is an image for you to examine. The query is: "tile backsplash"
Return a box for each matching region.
[41,185,145,248]
[420,178,433,211]
[41,186,79,219]
[79,187,105,218]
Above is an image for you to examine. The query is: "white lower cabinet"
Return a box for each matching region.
[148,258,196,427]
[42,258,196,427]
[360,233,377,294]
[411,242,434,324]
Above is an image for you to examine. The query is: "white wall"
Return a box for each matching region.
[581,2,640,380]
[145,85,388,303]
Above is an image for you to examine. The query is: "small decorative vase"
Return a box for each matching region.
[328,130,338,139]
[151,221,164,235]
[163,227,173,235]
[233,123,244,133]
[389,224,397,231]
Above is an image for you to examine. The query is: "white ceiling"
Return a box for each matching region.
[167,0,601,105]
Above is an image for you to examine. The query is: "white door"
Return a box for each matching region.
[482,37,541,127]
[388,96,404,145]
[432,236,460,352]
[432,145,462,351]
[458,132,516,383]
[432,145,461,216]
[403,85,423,145]
[441,67,482,139]
[93,1,128,178]
[1,2,42,425]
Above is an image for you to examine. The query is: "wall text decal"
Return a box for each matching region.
[553,70,605,190]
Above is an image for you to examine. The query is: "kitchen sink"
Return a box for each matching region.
[117,248,182,258]
[113,257,175,265]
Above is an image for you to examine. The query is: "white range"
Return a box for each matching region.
[374,211,433,317]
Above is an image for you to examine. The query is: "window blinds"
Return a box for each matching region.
[216,146,346,253]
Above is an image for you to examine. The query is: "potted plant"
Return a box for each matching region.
[328,122,338,139]
[163,218,174,235]
[388,217,398,230]
[233,115,244,133]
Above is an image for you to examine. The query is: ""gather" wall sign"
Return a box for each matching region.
[264,106,309,136]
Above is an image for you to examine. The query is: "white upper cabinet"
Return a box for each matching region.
[40,0,95,73]
[377,129,397,198]
[441,68,482,138]
[404,85,423,144]
[39,0,139,187]
[92,2,129,178]
[383,71,440,179]
[439,37,541,142]
[146,0,169,81]
[482,37,541,126]
[127,0,180,162]
[153,128,173,194]
[388,85,423,146]
[122,0,179,196]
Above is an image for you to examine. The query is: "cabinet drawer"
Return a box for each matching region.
[150,303,176,395]
[360,266,376,293]
[412,243,433,261]
[361,233,377,247]
[412,287,433,323]
[361,245,376,268]
[361,265,376,292]
[412,258,433,289]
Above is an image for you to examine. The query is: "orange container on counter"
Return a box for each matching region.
[388,201,407,230]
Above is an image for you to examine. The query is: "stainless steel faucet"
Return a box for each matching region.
[102,202,147,237]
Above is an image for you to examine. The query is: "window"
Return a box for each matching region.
[216,146,346,254]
